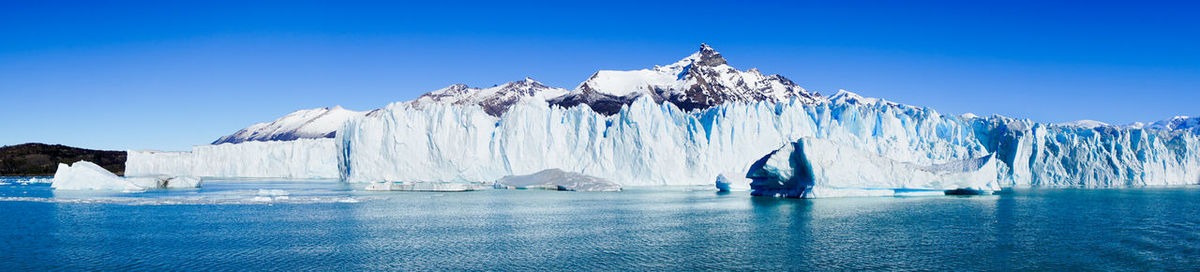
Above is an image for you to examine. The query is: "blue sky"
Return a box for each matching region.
[1,0,1197,151]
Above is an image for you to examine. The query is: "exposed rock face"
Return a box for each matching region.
[410,78,569,116]
[213,44,825,142]
[550,44,821,114]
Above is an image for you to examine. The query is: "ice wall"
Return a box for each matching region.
[127,138,340,179]
[339,97,1200,188]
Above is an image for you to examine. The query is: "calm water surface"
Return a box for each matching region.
[1,177,1198,271]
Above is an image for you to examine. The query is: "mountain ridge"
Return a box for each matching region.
[209,44,1197,145]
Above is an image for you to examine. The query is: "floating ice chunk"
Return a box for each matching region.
[52,161,202,191]
[256,189,290,196]
[494,169,622,192]
[51,161,141,191]
[748,138,1000,198]
[715,174,732,192]
[364,182,482,192]
[24,177,52,184]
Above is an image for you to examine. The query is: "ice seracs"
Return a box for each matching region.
[127,138,339,179]
[337,90,1200,190]
[747,138,1000,198]
[213,106,364,144]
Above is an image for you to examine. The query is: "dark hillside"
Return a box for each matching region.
[0,143,125,176]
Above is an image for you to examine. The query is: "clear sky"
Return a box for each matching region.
[2,1,1197,151]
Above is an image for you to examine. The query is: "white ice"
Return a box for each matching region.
[126,138,339,179]
[746,138,1000,198]
[51,161,201,191]
[494,169,622,192]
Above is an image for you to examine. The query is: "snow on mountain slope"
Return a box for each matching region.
[1056,120,1112,129]
[212,106,364,144]
[409,77,569,116]
[212,44,809,143]
[1147,116,1200,133]
[550,44,820,114]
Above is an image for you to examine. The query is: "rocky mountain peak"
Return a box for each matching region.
[693,43,727,67]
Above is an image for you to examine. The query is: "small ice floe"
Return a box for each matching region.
[715,174,732,192]
[363,182,482,192]
[493,169,621,192]
[253,189,290,202]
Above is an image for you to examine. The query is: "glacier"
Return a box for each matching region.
[337,91,1200,190]
[122,44,1200,197]
[127,138,339,179]
[125,92,1200,194]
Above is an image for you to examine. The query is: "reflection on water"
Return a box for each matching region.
[1,179,1198,270]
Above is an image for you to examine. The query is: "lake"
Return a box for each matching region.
[2,177,1198,271]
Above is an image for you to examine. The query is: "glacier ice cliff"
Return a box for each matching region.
[127,138,339,179]
[127,92,1200,193]
[126,45,1200,195]
[337,91,1200,189]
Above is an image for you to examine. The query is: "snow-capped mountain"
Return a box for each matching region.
[213,45,820,143]
[212,106,364,144]
[1147,116,1200,132]
[1055,120,1112,129]
[550,44,820,114]
[209,44,1196,157]
[827,89,900,106]
[408,77,568,116]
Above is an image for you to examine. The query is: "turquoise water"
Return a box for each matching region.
[2,177,1199,271]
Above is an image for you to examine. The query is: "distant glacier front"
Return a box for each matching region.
[334,93,1199,190]
[127,92,1200,196]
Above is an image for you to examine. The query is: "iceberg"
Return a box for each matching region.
[714,174,733,192]
[51,161,201,191]
[746,138,1000,198]
[494,169,622,192]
